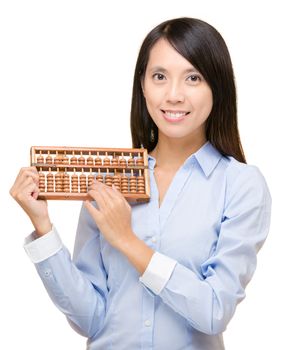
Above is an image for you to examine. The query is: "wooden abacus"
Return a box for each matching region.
[30,146,150,203]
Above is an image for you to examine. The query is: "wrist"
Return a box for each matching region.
[115,230,137,252]
[32,217,52,237]
[117,232,154,275]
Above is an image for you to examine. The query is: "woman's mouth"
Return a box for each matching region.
[161,110,190,122]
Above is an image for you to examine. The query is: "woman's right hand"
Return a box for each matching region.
[10,167,52,236]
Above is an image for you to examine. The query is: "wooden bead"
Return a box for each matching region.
[45,155,53,164]
[71,174,79,193]
[136,157,143,165]
[79,174,87,193]
[62,155,69,164]
[105,174,113,187]
[36,155,44,163]
[87,156,94,165]
[103,157,111,166]
[88,174,95,187]
[96,174,103,183]
[63,173,70,192]
[119,154,127,166]
[95,157,102,166]
[39,171,45,192]
[111,157,118,166]
[128,157,135,166]
[78,156,85,165]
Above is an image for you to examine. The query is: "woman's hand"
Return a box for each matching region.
[85,180,154,274]
[84,180,134,250]
[9,167,52,236]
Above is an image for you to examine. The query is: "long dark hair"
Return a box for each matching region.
[130,17,246,163]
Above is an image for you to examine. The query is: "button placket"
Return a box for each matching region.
[151,236,157,243]
[144,319,151,327]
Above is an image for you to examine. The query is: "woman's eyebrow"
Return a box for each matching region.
[148,66,199,74]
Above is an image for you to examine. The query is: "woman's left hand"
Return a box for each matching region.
[84,180,134,250]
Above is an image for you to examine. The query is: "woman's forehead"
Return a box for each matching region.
[147,39,197,72]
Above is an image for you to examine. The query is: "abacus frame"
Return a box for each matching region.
[30,146,150,202]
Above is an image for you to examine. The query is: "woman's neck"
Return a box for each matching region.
[150,134,207,171]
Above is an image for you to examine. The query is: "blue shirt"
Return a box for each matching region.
[25,141,271,349]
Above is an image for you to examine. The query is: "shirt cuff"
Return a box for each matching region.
[139,252,177,295]
[24,226,63,263]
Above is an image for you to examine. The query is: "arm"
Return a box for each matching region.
[140,166,272,334]
[10,167,108,338]
[30,209,108,337]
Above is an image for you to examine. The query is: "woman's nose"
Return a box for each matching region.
[165,82,185,103]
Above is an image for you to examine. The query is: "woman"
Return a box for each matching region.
[10,17,271,349]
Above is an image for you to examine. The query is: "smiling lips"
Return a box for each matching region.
[161,110,190,122]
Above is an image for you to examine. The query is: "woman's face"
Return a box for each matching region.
[142,39,213,143]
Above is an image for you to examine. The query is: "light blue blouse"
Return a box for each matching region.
[26,141,271,349]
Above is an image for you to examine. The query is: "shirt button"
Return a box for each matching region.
[151,236,157,243]
[144,320,151,327]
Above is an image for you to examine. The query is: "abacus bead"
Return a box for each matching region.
[46,155,53,164]
[71,175,79,192]
[39,180,45,191]
[103,157,110,166]
[88,175,95,186]
[37,155,44,163]
[80,174,87,186]
[113,175,120,186]
[111,157,118,166]
[55,174,63,191]
[71,156,78,164]
[105,175,113,186]
[136,158,144,165]
[128,158,135,166]
[119,158,127,166]
[95,157,102,166]
[78,156,85,165]
[54,155,63,164]
[87,157,94,165]
[121,179,128,190]
[96,174,103,183]
[63,174,70,192]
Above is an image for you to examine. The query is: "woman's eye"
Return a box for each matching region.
[152,73,166,81]
[187,75,201,83]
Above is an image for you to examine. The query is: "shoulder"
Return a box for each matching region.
[224,156,267,188]
[222,156,271,211]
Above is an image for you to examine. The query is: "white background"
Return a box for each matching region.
[0,0,281,349]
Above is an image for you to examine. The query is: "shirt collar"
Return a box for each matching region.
[191,141,223,177]
[148,141,223,177]
[148,154,156,170]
